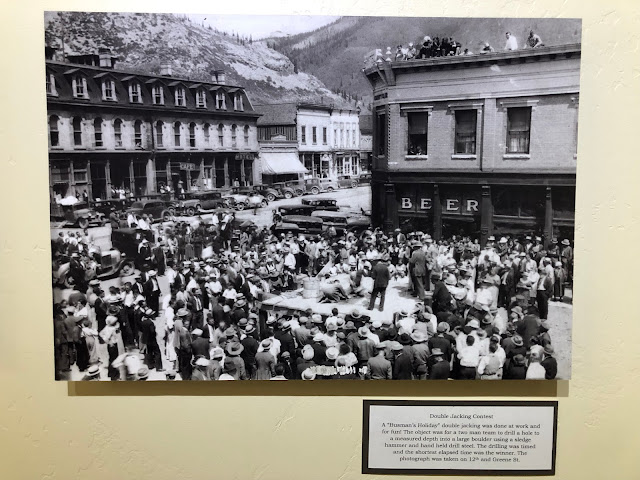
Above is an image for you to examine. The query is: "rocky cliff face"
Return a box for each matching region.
[44,11,352,107]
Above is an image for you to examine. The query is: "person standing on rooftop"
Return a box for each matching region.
[504,32,518,50]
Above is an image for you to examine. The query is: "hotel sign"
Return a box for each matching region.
[235,153,255,160]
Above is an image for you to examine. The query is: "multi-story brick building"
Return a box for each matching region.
[363,44,580,245]
[45,47,260,203]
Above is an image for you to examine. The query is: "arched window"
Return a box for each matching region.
[94,118,103,147]
[189,123,197,148]
[174,122,181,147]
[231,124,237,148]
[72,117,83,146]
[155,121,164,147]
[134,120,143,149]
[113,119,123,147]
[203,123,211,145]
[49,115,60,147]
[243,125,250,145]
[218,124,224,146]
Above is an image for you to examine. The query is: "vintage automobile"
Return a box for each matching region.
[224,187,268,211]
[303,178,339,195]
[358,172,372,185]
[272,215,324,236]
[337,174,359,188]
[91,198,134,216]
[174,191,227,216]
[271,181,302,199]
[276,204,317,217]
[53,228,153,288]
[311,210,370,236]
[301,197,340,211]
[233,184,282,203]
[126,199,176,222]
[50,201,106,229]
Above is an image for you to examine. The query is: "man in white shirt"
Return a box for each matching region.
[504,32,518,51]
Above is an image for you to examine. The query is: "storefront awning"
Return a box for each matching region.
[261,152,308,175]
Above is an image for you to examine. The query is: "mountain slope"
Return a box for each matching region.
[44,12,353,107]
[269,16,582,107]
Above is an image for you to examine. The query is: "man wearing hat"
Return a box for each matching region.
[410,331,430,379]
[190,328,209,359]
[427,348,450,379]
[368,253,390,311]
[240,324,259,379]
[409,240,428,300]
[391,342,413,380]
[540,344,557,379]
[364,343,390,380]
[225,342,247,380]
[143,270,161,314]
[354,327,376,368]
[297,345,317,378]
[139,308,163,372]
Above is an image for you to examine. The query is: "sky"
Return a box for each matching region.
[187,14,340,40]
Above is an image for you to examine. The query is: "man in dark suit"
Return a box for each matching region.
[143,270,161,314]
[190,329,210,359]
[153,241,166,276]
[187,288,205,330]
[138,308,163,371]
[392,343,413,380]
[409,241,427,300]
[241,324,259,379]
[368,253,390,311]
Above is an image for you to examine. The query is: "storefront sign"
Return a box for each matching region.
[399,194,480,214]
[178,162,197,171]
[235,153,255,160]
[363,400,557,475]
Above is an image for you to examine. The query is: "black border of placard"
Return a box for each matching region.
[362,400,558,476]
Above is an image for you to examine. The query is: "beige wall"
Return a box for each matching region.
[1,2,640,480]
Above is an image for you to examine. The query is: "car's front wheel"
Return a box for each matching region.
[77,217,89,229]
[311,187,320,195]
[351,181,358,188]
[162,210,172,222]
[236,202,246,211]
[327,186,335,192]
[266,193,276,202]
[284,191,293,199]
[260,200,268,208]
[186,207,196,216]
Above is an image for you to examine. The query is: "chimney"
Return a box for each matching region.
[98,47,115,69]
[214,70,226,84]
[160,62,172,76]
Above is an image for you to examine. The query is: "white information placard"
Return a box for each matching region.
[363,401,557,475]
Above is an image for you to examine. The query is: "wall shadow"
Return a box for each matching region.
[69,380,569,397]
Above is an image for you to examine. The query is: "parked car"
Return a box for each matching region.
[337,175,359,188]
[358,172,372,184]
[303,178,339,195]
[301,197,340,211]
[247,185,282,202]
[271,181,302,199]
[92,198,134,216]
[276,204,317,217]
[50,201,105,229]
[126,199,175,222]
[175,191,227,216]
[224,188,268,211]
[273,215,324,236]
[311,210,370,235]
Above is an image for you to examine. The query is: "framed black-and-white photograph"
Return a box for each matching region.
[46,13,580,381]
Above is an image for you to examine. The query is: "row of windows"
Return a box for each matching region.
[378,107,532,156]
[46,72,244,111]
[49,116,251,149]
[298,124,359,148]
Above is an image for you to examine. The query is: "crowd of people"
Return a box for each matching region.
[52,208,572,381]
[378,30,545,63]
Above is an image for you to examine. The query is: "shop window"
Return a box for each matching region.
[218,124,224,146]
[113,119,123,148]
[196,89,207,108]
[455,110,476,154]
[231,124,237,148]
[72,117,83,146]
[175,87,186,107]
[244,125,250,146]
[323,127,327,144]
[174,122,181,147]
[129,83,142,103]
[72,76,88,99]
[507,107,531,154]
[134,120,143,149]
[312,126,317,144]
[102,80,116,101]
[552,186,576,220]
[493,188,519,217]
[49,116,60,147]
[152,85,164,105]
[244,160,253,185]
[203,123,211,146]
[301,125,306,144]
[407,112,428,155]
[189,123,197,148]
[336,157,344,176]
[216,91,226,109]
[46,73,57,96]
[94,118,103,148]
[73,160,88,184]
[155,121,164,147]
